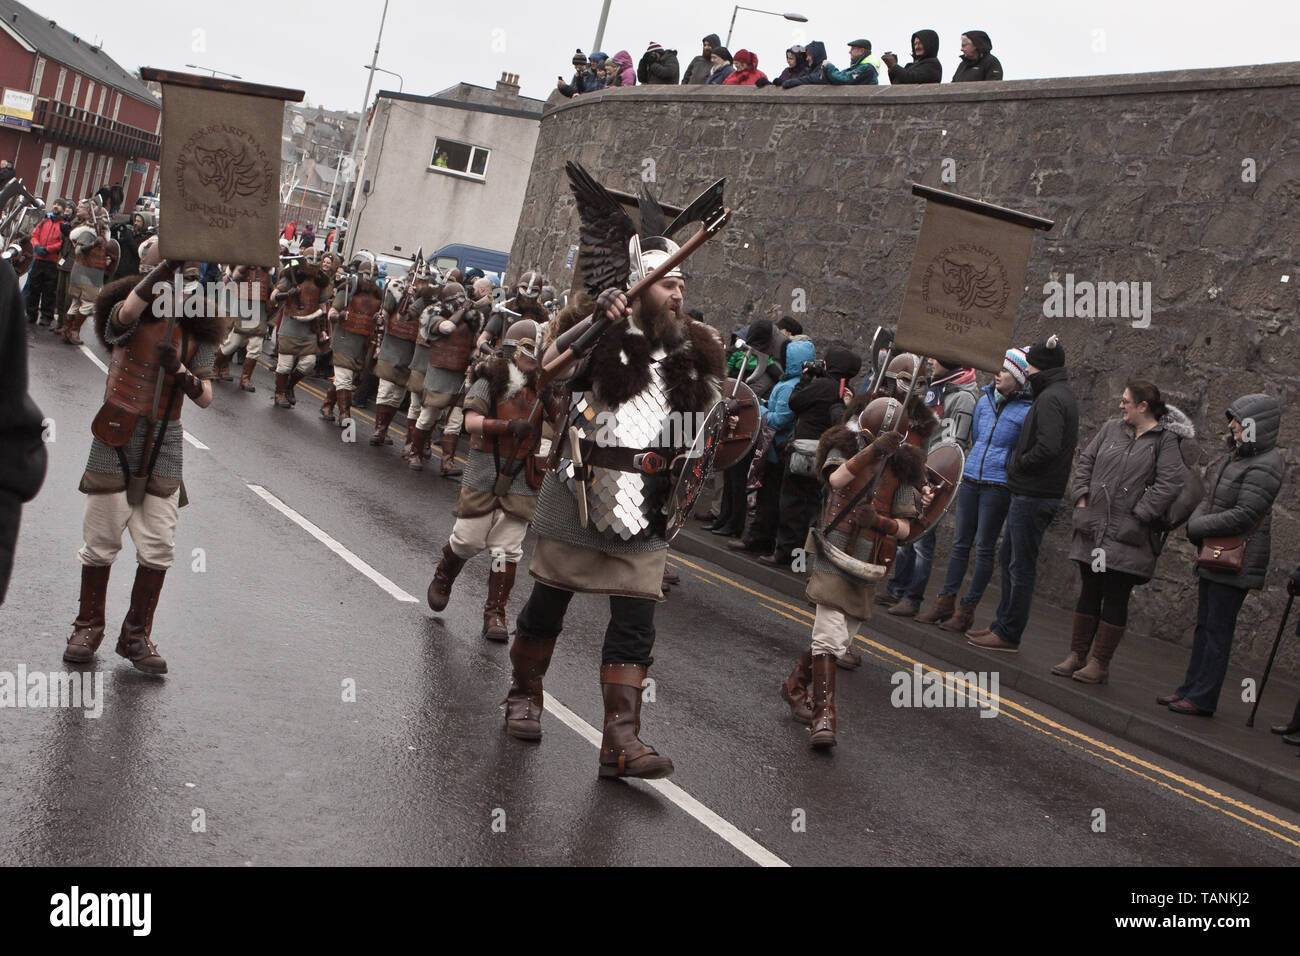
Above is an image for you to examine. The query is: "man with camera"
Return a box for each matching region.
[637,43,680,84]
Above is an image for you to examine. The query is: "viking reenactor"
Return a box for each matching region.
[504,270,552,324]
[780,378,947,750]
[321,250,383,424]
[370,257,437,446]
[407,280,475,475]
[426,318,557,640]
[63,246,222,674]
[212,263,274,390]
[269,250,340,408]
[61,203,119,345]
[500,164,729,780]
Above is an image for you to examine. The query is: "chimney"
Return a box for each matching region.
[493,72,520,102]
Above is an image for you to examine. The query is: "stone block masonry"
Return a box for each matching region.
[510,64,1299,675]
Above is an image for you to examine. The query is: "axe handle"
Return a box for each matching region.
[542,210,730,387]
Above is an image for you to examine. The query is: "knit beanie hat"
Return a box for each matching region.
[712,46,733,62]
[1003,346,1029,386]
[572,49,588,66]
[1026,334,1065,370]
[646,42,664,54]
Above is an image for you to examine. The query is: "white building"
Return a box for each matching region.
[346,73,543,263]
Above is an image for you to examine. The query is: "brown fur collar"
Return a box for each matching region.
[472,354,538,404]
[572,316,724,413]
[813,423,929,487]
[93,274,227,348]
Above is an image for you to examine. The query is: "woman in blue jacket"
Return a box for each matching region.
[924,348,1032,633]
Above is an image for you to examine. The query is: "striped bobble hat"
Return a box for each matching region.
[1003,346,1029,386]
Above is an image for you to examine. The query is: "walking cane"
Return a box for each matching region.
[1246,593,1295,728]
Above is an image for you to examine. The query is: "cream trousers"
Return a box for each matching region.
[78,490,180,570]
[448,510,528,564]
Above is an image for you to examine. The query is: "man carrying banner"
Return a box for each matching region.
[63,249,222,674]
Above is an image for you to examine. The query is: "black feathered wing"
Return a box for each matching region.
[566,161,636,296]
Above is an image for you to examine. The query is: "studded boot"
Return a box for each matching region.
[63,564,111,663]
[114,565,168,675]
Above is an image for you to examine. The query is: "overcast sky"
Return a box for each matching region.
[29,0,1300,109]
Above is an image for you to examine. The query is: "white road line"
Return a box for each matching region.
[79,345,208,449]
[246,484,420,603]
[542,691,789,868]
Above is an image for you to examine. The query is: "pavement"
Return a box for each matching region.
[674,520,1300,813]
[4,325,1299,866]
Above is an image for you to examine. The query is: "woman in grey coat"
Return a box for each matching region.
[1054,382,1192,683]
[1161,393,1284,716]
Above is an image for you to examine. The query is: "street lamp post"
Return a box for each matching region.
[342,0,390,259]
[592,0,612,55]
[184,64,242,79]
[725,6,808,48]
[363,65,403,94]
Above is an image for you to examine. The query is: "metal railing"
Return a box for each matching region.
[31,98,161,161]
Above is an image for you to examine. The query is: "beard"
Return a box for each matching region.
[636,297,687,349]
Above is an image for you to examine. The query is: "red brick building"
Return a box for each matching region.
[0,0,160,207]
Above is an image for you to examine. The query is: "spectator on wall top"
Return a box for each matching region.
[557,49,602,97]
[724,50,767,85]
[756,46,810,88]
[824,39,881,84]
[638,43,681,84]
[610,50,637,87]
[781,41,829,88]
[952,31,1003,81]
[882,30,942,84]
[682,34,721,84]
[705,47,735,85]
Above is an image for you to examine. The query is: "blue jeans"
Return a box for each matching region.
[1175,578,1249,714]
[940,481,1012,607]
[888,529,936,603]
[990,494,1059,645]
[887,543,915,598]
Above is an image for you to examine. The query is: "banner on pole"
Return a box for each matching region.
[141,68,304,268]
[894,185,1053,373]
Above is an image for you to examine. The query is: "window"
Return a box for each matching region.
[430,138,489,181]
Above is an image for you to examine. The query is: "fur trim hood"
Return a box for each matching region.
[1160,404,1195,441]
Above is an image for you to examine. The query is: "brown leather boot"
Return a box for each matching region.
[114,565,168,675]
[938,601,977,633]
[336,388,352,426]
[1052,613,1100,677]
[407,426,433,471]
[60,313,85,345]
[401,415,420,459]
[780,650,814,724]
[426,543,468,612]
[504,633,558,740]
[887,599,919,618]
[915,593,956,625]
[439,432,463,478]
[212,350,234,381]
[369,405,397,445]
[598,663,674,779]
[809,653,837,749]
[1073,621,1124,684]
[64,564,111,663]
[273,372,292,408]
[320,384,337,421]
[483,562,516,642]
[239,356,258,392]
[287,368,305,406]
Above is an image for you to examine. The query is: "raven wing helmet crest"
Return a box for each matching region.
[566,161,636,296]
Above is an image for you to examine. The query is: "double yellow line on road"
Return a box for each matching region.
[664,552,1300,849]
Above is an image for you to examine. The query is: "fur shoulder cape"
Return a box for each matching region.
[814,423,928,488]
[470,353,538,405]
[551,309,726,413]
[93,275,226,349]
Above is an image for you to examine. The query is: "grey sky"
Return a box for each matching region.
[28,0,1300,110]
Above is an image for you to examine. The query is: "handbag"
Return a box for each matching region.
[787,438,820,477]
[1195,516,1263,573]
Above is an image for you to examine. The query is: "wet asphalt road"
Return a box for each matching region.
[3,327,1299,867]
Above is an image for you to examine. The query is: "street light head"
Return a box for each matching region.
[784,13,808,21]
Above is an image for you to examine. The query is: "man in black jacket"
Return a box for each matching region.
[764,345,861,567]
[681,34,720,84]
[952,30,1003,81]
[0,259,49,603]
[638,43,680,84]
[969,335,1078,651]
[882,30,942,84]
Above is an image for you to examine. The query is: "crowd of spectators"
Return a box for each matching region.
[558,28,1004,97]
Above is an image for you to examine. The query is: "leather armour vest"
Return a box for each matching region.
[103,320,197,421]
[385,280,432,342]
[427,319,474,371]
[469,383,538,459]
[344,284,383,337]
[282,267,328,320]
[78,241,109,270]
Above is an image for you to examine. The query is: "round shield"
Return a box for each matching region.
[664,399,728,542]
[712,379,760,470]
[900,440,965,544]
